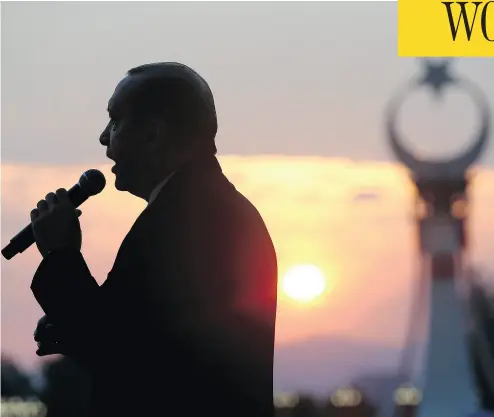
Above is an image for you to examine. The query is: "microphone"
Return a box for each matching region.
[1,169,106,261]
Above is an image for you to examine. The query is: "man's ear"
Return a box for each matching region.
[145,119,168,144]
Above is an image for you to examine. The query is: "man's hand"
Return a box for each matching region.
[34,316,90,368]
[34,315,69,356]
[30,188,82,258]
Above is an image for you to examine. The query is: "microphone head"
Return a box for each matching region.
[78,169,106,196]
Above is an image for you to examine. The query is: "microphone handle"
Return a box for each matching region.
[1,183,88,260]
[2,223,36,260]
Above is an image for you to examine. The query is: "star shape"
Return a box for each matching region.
[418,59,456,99]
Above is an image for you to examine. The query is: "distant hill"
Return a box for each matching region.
[352,371,420,415]
[274,335,415,398]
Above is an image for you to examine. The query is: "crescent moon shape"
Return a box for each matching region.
[386,78,490,178]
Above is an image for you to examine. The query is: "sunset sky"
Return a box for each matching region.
[2,2,494,387]
[3,159,494,374]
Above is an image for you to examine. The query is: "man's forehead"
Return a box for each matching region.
[107,75,139,112]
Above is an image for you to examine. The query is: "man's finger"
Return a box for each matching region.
[37,200,49,212]
[36,343,63,357]
[30,208,39,221]
[34,324,55,342]
[36,348,50,357]
[55,188,70,204]
[45,192,58,207]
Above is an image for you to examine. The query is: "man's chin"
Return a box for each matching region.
[114,176,127,192]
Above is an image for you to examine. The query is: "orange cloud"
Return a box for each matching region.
[2,156,494,370]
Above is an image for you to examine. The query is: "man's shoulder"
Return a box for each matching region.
[136,170,273,247]
[188,174,268,232]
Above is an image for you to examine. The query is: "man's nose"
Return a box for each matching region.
[100,123,110,146]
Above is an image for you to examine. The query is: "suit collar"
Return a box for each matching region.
[176,154,222,177]
[146,155,222,207]
[148,172,175,206]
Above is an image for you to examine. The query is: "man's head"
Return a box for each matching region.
[100,62,218,199]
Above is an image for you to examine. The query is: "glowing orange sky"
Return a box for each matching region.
[2,156,494,369]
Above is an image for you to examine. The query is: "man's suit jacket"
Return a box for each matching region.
[31,156,278,417]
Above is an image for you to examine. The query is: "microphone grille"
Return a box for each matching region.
[79,169,106,196]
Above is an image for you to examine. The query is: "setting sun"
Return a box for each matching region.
[282,264,327,302]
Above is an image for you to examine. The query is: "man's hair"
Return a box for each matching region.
[126,62,218,153]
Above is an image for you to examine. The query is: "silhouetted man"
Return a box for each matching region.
[30,62,278,417]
